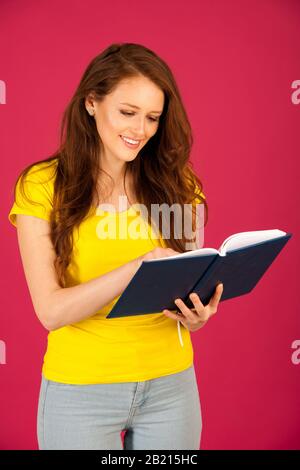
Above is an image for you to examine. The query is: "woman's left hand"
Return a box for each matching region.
[163,283,224,332]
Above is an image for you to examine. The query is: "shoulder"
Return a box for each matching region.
[192,180,206,205]
[8,158,59,227]
[184,172,206,205]
[21,158,58,185]
[194,185,205,202]
[16,158,58,200]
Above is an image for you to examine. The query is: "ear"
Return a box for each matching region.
[85,93,96,112]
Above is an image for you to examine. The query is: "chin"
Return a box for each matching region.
[124,152,140,161]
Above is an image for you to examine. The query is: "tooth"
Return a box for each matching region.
[122,136,138,144]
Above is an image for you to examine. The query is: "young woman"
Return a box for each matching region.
[8,43,223,450]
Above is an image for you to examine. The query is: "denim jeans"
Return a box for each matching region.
[37,364,202,450]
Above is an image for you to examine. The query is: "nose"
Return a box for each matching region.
[131,117,147,139]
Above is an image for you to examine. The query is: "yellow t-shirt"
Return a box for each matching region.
[8,159,206,384]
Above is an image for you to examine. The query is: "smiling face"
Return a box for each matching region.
[85,75,165,168]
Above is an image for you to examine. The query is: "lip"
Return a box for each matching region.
[120,135,141,149]
[120,135,141,142]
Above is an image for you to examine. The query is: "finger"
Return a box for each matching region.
[208,283,223,314]
[174,298,196,322]
[189,294,209,323]
[163,309,188,325]
[189,292,205,315]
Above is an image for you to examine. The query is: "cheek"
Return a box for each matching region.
[96,112,122,138]
[106,112,123,133]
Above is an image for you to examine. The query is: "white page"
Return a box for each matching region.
[145,246,219,262]
[145,229,287,262]
[219,229,286,256]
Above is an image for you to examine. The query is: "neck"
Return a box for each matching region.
[99,152,129,188]
[102,167,127,187]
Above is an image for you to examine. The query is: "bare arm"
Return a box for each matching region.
[15,214,178,331]
[50,257,142,330]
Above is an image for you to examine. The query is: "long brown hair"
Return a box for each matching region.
[12,42,208,288]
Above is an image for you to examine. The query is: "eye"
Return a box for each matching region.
[120,110,159,122]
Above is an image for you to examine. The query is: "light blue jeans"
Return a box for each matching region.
[37,364,202,450]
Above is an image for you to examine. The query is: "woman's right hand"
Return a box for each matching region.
[135,247,181,269]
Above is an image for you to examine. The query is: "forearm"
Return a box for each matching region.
[46,257,142,331]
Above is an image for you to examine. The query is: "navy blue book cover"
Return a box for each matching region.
[106,231,292,319]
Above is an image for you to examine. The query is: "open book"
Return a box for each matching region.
[106,229,292,318]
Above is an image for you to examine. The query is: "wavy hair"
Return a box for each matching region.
[12,42,208,287]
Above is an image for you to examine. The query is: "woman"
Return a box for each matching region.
[8,43,223,450]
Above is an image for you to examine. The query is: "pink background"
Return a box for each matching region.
[1,0,299,450]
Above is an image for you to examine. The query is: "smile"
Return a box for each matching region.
[120,135,141,148]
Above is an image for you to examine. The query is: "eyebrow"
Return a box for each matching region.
[120,102,163,114]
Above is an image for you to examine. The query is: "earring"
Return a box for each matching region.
[88,108,94,116]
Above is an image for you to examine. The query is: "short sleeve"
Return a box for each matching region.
[8,163,55,228]
[187,185,205,250]
[194,185,206,205]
